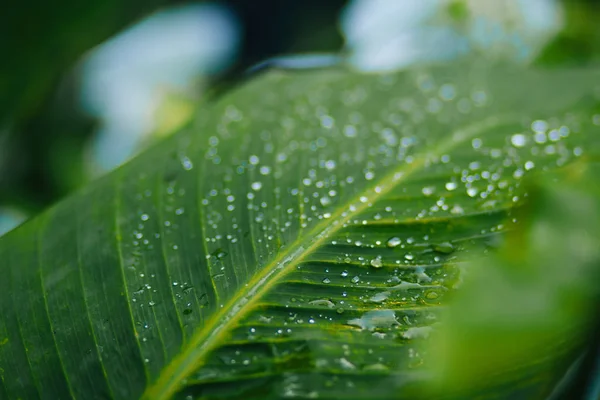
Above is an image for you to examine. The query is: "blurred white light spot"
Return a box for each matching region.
[341,0,563,72]
[80,3,240,174]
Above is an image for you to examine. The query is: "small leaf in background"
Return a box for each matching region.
[430,160,600,399]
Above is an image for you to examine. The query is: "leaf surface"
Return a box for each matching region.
[1,63,600,399]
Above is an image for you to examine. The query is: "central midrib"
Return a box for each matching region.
[143,115,506,399]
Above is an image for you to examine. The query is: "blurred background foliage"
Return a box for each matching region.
[1,0,600,235]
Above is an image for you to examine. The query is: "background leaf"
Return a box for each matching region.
[1,62,600,399]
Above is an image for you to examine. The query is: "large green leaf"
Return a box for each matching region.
[1,62,600,399]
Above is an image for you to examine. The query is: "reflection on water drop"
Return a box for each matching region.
[251,182,262,191]
[347,309,397,331]
[339,357,357,370]
[369,291,390,303]
[400,326,433,340]
[370,256,383,268]
[422,186,435,196]
[445,182,457,191]
[180,156,193,170]
[433,242,454,254]
[363,363,389,372]
[510,133,526,147]
[386,237,401,248]
[308,299,336,308]
[466,187,478,197]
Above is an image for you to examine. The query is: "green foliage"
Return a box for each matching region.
[1,62,600,399]
[429,161,600,399]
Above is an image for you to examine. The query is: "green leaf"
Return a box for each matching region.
[429,161,600,399]
[1,62,600,399]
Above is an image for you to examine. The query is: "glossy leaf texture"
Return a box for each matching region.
[1,62,600,400]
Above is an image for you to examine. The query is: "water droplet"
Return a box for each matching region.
[324,160,336,170]
[370,256,383,268]
[339,357,356,370]
[322,277,331,284]
[510,133,526,147]
[140,214,149,221]
[251,182,262,191]
[347,310,397,331]
[351,276,360,284]
[320,115,335,129]
[531,120,548,133]
[425,291,440,300]
[386,237,402,248]
[422,186,435,196]
[445,182,457,191]
[433,242,454,254]
[180,156,193,170]
[320,196,332,206]
[344,125,357,137]
[363,363,389,372]
[466,187,479,197]
[259,166,271,175]
[249,155,260,165]
[400,326,433,340]
[451,205,464,215]
[211,248,228,259]
[308,299,336,308]
[369,291,390,303]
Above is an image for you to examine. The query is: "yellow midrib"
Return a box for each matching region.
[143,115,507,399]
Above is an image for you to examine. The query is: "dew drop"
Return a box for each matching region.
[180,156,193,170]
[344,125,357,137]
[339,358,356,370]
[466,187,479,197]
[363,363,389,372]
[510,134,526,147]
[320,196,332,206]
[445,182,457,191]
[251,182,262,191]
[309,299,336,308]
[386,237,401,248]
[422,186,435,196]
[369,291,390,303]
[425,291,440,300]
[370,257,383,268]
[433,242,454,254]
